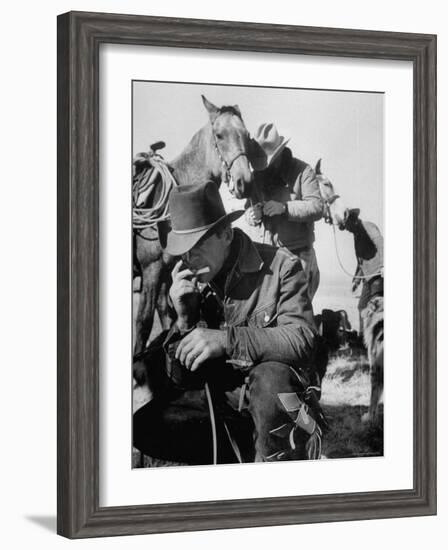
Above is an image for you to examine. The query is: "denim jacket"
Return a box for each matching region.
[164,229,318,375]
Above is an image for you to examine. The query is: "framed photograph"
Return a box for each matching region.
[57,11,437,538]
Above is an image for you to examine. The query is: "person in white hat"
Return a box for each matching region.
[247,123,324,300]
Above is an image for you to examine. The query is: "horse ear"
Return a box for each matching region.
[315,158,322,175]
[201,95,219,123]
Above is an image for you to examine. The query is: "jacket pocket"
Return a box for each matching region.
[247,301,278,328]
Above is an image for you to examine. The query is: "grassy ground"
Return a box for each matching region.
[320,349,383,459]
[321,403,383,459]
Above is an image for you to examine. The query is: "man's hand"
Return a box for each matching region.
[175,328,226,371]
[263,200,286,217]
[245,203,263,226]
[169,260,200,330]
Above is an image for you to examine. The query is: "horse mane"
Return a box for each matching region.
[217,105,243,120]
[169,124,216,186]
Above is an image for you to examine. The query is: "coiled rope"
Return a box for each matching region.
[132,151,177,230]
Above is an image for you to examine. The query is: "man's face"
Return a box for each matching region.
[182,228,233,283]
[261,150,284,180]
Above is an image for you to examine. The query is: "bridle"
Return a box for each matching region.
[322,192,341,225]
[211,120,249,188]
[317,177,340,225]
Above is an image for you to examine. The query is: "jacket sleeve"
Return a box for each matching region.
[161,320,197,362]
[286,165,324,223]
[226,257,318,371]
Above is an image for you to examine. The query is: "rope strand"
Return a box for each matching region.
[204,382,218,465]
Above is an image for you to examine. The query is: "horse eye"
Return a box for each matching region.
[215,133,223,140]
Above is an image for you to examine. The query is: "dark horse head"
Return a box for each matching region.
[201,95,253,199]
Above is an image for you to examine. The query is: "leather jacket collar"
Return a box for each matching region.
[234,228,264,274]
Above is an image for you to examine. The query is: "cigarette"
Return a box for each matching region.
[193,266,210,276]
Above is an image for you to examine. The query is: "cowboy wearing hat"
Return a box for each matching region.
[246,123,324,300]
[133,181,326,464]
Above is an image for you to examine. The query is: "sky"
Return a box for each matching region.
[133,81,384,328]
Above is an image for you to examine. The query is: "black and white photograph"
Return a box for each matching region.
[131,81,384,467]
[1,0,441,544]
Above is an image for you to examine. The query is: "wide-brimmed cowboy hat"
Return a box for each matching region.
[250,122,290,171]
[160,181,244,256]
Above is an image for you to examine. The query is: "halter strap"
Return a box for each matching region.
[212,133,248,171]
[322,194,341,224]
[210,113,249,185]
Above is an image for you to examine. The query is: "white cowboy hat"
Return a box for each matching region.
[250,122,290,171]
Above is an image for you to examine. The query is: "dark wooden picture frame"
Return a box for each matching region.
[57,11,437,539]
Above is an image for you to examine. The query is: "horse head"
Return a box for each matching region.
[202,95,253,199]
[315,159,349,229]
